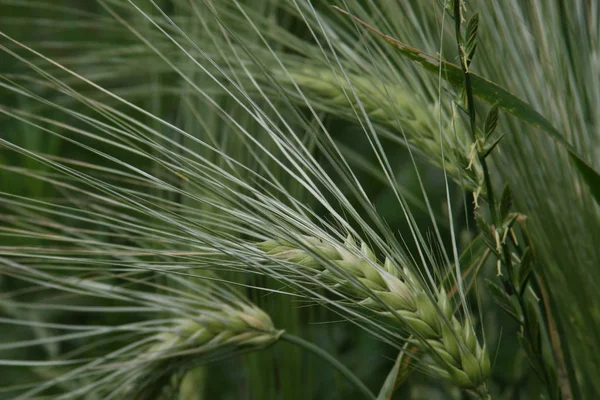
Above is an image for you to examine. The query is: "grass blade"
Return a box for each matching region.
[376,351,402,400]
[570,153,600,206]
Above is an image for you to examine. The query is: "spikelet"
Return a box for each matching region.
[258,236,490,392]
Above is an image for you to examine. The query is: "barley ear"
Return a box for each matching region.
[260,236,490,392]
[280,67,484,193]
[118,305,283,398]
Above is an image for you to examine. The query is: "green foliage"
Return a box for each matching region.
[0,0,598,399]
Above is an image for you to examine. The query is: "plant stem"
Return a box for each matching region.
[452,0,497,224]
[452,3,563,399]
[280,332,376,400]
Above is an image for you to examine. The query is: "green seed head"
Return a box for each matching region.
[259,235,490,390]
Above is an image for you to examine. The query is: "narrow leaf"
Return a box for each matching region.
[499,184,513,221]
[524,296,542,350]
[475,212,496,252]
[517,335,546,380]
[465,13,479,65]
[485,279,521,322]
[377,351,403,400]
[484,103,499,138]
[518,247,533,294]
[570,153,600,206]
[481,133,505,159]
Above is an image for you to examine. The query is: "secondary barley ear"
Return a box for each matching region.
[278,67,484,194]
[117,304,283,399]
[258,235,490,395]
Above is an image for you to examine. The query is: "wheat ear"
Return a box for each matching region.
[258,235,490,393]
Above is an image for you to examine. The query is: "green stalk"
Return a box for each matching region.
[452,0,497,224]
[280,333,376,400]
[452,2,563,399]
